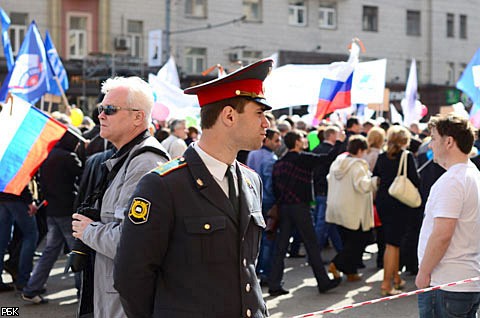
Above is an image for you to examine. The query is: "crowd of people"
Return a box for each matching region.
[1,58,480,317]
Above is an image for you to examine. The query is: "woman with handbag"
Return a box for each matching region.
[326,135,378,282]
[373,126,421,296]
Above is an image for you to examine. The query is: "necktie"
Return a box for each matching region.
[226,165,239,213]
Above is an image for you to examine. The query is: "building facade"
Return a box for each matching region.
[0,0,479,114]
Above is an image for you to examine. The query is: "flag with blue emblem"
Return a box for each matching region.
[0,21,50,104]
[456,48,480,128]
[0,7,14,71]
[44,30,69,96]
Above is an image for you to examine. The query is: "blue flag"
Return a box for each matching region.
[0,7,14,71]
[0,21,50,104]
[456,48,480,105]
[44,30,69,96]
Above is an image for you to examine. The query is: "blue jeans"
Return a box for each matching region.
[418,289,480,318]
[256,231,277,282]
[23,216,80,295]
[0,201,38,287]
[314,196,343,252]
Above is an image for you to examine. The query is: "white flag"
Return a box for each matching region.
[401,59,422,126]
[351,59,387,104]
[157,55,180,88]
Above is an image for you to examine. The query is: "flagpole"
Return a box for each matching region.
[52,75,70,108]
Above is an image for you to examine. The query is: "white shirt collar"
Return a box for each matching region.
[192,142,236,182]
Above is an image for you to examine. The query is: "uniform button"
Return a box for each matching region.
[246,309,252,317]
[243,258,247,267]
[245,283,251,292]
[204,223,211,230]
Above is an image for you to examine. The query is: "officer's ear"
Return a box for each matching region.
[220,105,235,127]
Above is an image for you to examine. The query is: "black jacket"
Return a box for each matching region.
[114,147,267,318]
[39,140,83,217]
[312,142,335,196]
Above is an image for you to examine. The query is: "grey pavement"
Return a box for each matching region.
[0,244,422,318]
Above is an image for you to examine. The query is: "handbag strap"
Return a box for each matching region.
[396,150,408,177]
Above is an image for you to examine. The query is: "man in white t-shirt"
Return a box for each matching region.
[416,114,480,317]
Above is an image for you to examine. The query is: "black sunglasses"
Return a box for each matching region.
[97,105,140,116]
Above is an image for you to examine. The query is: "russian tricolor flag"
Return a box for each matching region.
[315,72,353,120]
[0,95,67,195]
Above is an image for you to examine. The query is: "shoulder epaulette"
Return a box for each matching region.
[152,157,187,176]
[239,162,255,172]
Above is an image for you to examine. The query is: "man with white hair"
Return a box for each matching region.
[71,77,170,317]
[161,119,188,158]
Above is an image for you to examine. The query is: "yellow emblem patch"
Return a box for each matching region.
[128,197,151,224]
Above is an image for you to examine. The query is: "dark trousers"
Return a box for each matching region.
[332,226,371,274]
[269,203,330,290]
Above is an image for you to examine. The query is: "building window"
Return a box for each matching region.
[288,1,307,27]
[447,62,455,85]
[362,6,378,32]
[185,0,207,18]
[243,0,262,22]
[68,14,90,59]
[9,12,28,55]
[127,20,143,57]
[318,6,336,29]
[241,50,262,66]
[406,10,420,36]
[185,47,206,74]
[446,13,454,37]
[459,14,467,39]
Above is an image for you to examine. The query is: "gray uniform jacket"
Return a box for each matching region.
[114,146,268,318]
[82,134,169,318]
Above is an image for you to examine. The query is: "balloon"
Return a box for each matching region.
[152,102,170,121]
[70,108,84,127]
[421,104,428,117]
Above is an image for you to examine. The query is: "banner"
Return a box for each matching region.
[351,58,387,104]
[0,21,50,104]
[148,29,163,67]
[0,95,67,195]
[44,30,69,96]
[0,7,14,71]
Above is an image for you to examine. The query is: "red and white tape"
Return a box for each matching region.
[290,276,480,318]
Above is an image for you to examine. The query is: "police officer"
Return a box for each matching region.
[114,59,273,318]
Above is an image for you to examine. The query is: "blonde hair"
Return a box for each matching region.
[386,126,411,159]
[367,127,385,151]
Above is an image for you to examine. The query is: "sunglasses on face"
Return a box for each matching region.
[97,105,140,116]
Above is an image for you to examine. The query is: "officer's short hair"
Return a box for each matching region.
[200,97,248,130]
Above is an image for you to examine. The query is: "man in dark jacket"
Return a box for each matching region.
[0,187,38,292]
[22,130,83,304]
[312,125,343,253]
[114,59,273,318]
[268,129,343,296]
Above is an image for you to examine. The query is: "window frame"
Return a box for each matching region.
[459,14,467,39]
[406,10,421,36]
[67,12,91,60]
[127,20,143,57]
[185,0,207,18]
[184,47,207,75]
[288,1,307,27]
[318,6,336,29]
[8,12,28,55]
[243,0,262,22]
[446,13,454,38]
[362,5,378,32]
